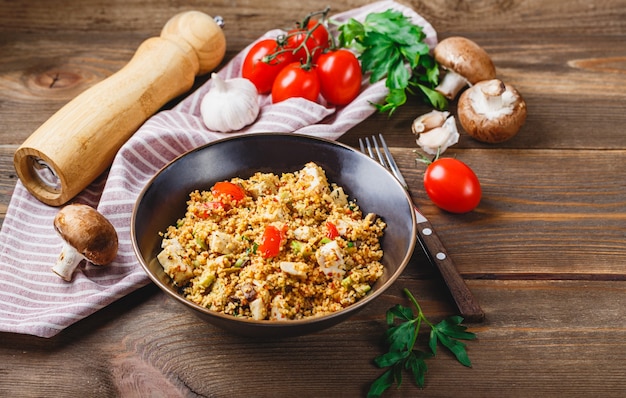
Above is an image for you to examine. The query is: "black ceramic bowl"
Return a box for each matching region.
[131,133,416,337]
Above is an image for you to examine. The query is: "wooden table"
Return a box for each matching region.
[1,0,625,396]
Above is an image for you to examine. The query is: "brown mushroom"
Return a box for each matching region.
[457,79,527,143]
[433,37,496,99]
[52,203,118,281]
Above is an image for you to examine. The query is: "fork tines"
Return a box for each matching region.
[359,134,408,189]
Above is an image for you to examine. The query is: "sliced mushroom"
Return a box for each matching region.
[52,203,118,281]
[434,36,496,100]
[457,79,527,143]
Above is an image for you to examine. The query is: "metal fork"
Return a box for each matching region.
[359,134,484,322]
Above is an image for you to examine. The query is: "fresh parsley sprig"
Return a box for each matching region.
[367,288,476,398]
[336,9,448,114]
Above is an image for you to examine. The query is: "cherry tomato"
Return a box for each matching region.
[258,225,284,258]
[325,221,339,239]
[271,62,320,103]
[423,158,481,213]
[212,181,246,202]
[241,39,295,94]
[316,49,362,106]
[287,19,329,62]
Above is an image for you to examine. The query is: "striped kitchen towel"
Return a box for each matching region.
[0,0,436,338]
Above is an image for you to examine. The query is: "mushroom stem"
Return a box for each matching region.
[469,79,515,119]
[457,79,527,143]
[435,70,469,99]
[52,241,85,281]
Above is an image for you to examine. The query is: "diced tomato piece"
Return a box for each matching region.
[211,181,246,202]
[258,225,284,259]
[325,221,339,240]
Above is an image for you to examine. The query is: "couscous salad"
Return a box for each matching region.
[157,162,385,321]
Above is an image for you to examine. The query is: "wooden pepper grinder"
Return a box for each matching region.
[14,11,226,206]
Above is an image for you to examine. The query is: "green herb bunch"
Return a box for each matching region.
[336,9,448,114]
[368,288,476,397]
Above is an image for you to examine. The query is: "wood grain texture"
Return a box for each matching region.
[345,146,626,278]
[1,280,624,397]
[2,1,626,148]
[1,0,626,396]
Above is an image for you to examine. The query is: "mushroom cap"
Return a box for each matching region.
[54,203,119,265]
[457,79,527,143]
[434,37,496,84]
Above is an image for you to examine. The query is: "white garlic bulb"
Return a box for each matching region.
[200,73,260,132]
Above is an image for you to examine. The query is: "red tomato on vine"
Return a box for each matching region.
[271,62,321,103]
[316,49,362,106]
[287,19,330,62]
[241,39,295,94]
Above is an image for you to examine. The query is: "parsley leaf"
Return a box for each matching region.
[367,288,477,397]
[337,9,448,114]
[367,368,395,398]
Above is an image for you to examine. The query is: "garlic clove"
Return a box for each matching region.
[200,73,260,133]
[411,110,450,135]
[413,110,459,155]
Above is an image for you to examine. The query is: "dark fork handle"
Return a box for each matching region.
[413,206,485,322]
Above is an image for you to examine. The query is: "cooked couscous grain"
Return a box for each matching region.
[157,162,385,320]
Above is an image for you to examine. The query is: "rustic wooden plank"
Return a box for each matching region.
[361,146,626,279]
[2,0,625,35]
[0,146,18,217]
[2,2,626,149]
[0,279,624,397]
[413,0,626,35]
